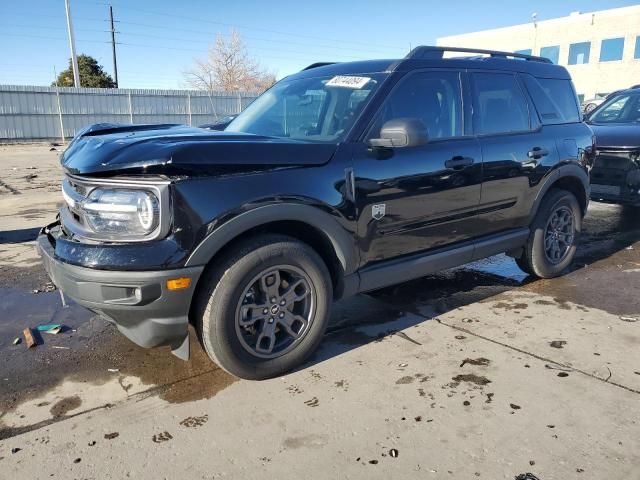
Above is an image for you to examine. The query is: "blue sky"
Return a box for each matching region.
[0,0,638,89]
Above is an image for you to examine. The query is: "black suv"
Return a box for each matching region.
[586,85,640,207]
[38,47,593,379]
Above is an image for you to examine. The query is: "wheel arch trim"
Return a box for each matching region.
[185,203,358,274]
[529,164,589,222]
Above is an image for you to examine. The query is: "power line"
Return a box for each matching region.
[113,20,405,55]
[92,1,402,50]
[0,32,110,44]
[113,32,365,60]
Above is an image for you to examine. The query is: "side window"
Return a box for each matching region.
[522,75,580,124]
[369,71,463,140]
[471,73,530,135]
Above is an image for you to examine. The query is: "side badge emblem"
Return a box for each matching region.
[372,203,386,220]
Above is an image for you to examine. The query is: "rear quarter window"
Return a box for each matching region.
[523,75,581,124]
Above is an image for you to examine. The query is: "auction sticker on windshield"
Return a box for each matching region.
[326,76,371,89]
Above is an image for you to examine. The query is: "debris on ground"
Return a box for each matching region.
[12,337,21,346]
[389,448,399,458]
[460,357,491,367]
[619,316,638,322]
[51,346,70,350]
[37,324,62,335]
[107,368,120,373]
[25,173,38,180]
[451,374,492,386]
[104,432,119,440]
[32,283,56,294]
[510,403,522,410]
[11,448,21,454]
[515,474,540,480]
[22,328,37,348]
[393,331,422,345]
[549,340,567,348]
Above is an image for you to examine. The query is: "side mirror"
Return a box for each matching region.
[368,118,429,148]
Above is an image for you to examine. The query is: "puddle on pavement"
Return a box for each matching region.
[0,286,236,424]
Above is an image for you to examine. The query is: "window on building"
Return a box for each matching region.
[568,42,591,65]
[600,38,624,62]
[515,49,532,56]
[471,73,530,135]
[635,36,640,59]
[540,46,560,64]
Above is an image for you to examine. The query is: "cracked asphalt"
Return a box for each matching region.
[0,144,638,479]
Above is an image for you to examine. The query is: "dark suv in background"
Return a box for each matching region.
[38,47,593,379]
[586,85,640,207]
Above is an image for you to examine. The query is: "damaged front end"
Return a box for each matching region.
[590,148,640,206]
[37,122,337,360]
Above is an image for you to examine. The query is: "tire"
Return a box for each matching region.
[195,234,332,380]
[517,189,581,278]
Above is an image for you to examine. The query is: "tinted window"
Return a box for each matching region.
[540,46,560,64]
[568,42,591,65]
[370,71,463,140]
[471,73,530,135]
[600,38,624,62]
[635,36,640,59]
[523,76,580,124]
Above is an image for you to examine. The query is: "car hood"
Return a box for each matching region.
[588,123,640,150]
[61,123,337,176]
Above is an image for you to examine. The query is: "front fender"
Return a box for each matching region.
[185,203,359,275]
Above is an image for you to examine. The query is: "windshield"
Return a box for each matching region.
[226,73,386,143]
[588,93,640,124]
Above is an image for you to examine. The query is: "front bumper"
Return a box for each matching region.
[590,185,640,206]
[37,222,204,359]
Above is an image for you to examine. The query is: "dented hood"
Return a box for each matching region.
[61,123,337,176]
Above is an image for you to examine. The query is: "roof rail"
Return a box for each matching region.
[406,46,552,64]
[302,62,337,71]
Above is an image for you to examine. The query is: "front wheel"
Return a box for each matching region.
[516,189,581,278]
[196,234,332,380]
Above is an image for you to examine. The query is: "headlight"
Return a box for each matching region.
[81,188,160,237]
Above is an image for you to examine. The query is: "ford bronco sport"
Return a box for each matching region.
[38,47,594,379]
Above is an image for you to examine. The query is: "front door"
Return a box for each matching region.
[352,69,482,267]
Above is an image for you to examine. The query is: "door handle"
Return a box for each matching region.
[527,147,549,159]
[445,156,474,170]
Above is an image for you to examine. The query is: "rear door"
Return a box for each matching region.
[470,71,559,236]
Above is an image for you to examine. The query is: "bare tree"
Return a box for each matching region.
[185,30,276,92]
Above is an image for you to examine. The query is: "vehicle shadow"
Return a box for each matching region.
[302,202,640,371]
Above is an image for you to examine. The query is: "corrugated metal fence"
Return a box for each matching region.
[0,85,259,141]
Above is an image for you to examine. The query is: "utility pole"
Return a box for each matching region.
[109,4,119,88]
[64,0,80,87]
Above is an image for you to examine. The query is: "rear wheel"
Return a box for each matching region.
[195,234,332,380]
[516,189,581,278]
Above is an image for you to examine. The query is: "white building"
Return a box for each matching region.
[437,5,640,103]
